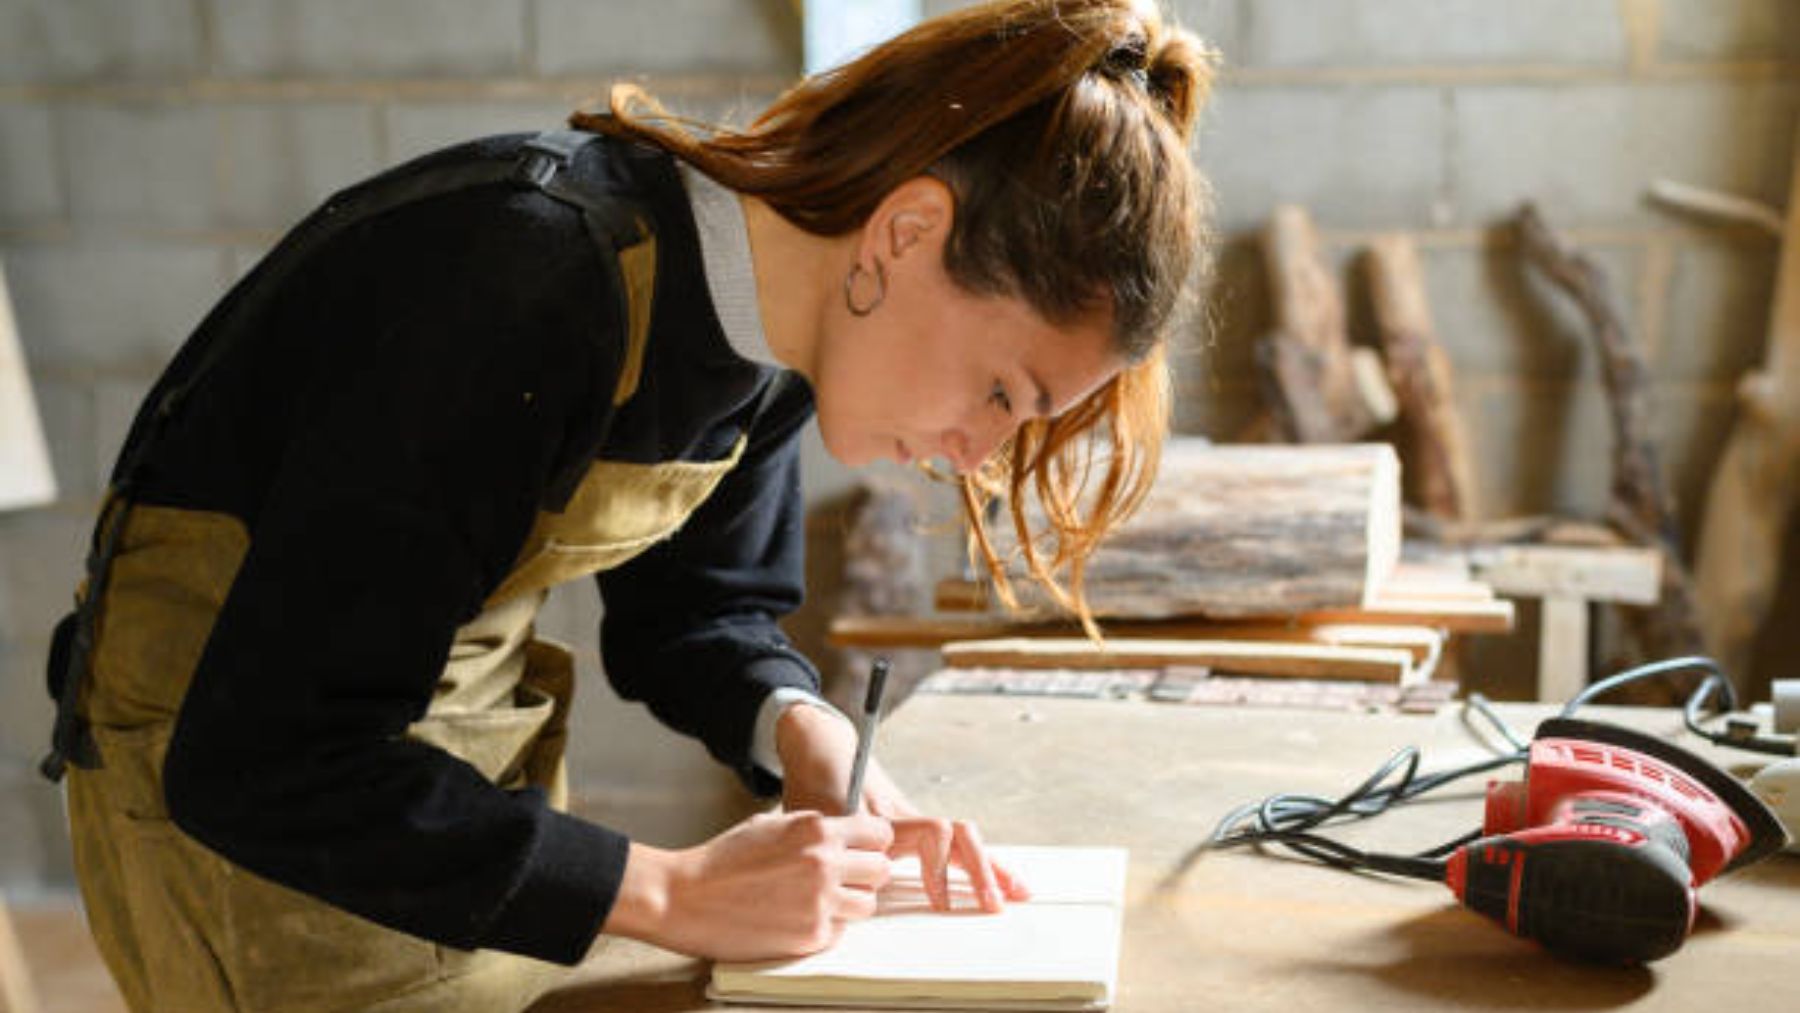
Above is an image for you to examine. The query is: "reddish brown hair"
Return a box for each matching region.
[572,0,1216,632]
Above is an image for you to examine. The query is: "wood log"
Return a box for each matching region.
[940,637,1418,684]
[1367,234,1480,521]
[996,440,1402,619]
[1694,125,1800,686]
[1515,203,1707,685]
[1255,205,1397,442]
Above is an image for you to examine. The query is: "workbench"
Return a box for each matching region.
[533,695,1800,1012]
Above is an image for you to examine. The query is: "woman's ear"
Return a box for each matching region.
[876,176,955,262]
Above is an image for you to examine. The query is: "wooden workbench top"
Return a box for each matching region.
[535,697,1799,1012]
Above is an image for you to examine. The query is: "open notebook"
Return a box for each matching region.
[709,845,1128,1011]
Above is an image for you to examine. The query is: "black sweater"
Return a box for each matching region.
[105,135,821,965]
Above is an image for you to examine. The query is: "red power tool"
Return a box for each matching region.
[1444,718,1788,963]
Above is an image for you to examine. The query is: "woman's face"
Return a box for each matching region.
[810,178,1123,472]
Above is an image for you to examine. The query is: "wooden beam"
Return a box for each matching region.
[940,637,1417,684]
[1539,596,1591,703]
[1470,545,1662,606]
[0,897,41,1013]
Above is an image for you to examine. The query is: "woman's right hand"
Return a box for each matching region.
[604,810,895,962]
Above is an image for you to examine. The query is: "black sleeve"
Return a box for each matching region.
[162,198,631,966]
[596,376,821,798]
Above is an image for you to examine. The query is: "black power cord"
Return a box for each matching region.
[1203,654,1794,881]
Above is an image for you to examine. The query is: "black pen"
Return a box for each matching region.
[843,657,890,815]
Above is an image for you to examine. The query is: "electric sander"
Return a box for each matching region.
[1207,712,1790,965]
[1446,717,1788,963]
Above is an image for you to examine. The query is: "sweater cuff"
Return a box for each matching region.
[482,807,631,965]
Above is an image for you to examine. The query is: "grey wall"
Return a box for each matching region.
[2,0,1796,894]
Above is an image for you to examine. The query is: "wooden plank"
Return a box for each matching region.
[927,580,1516,633]
[0,897,42,1013]
[940,637,1416,684]
[1471,545,1662,605]
[0,262,58,512]
[1538,596,1590,703]
[828,615,1446,664]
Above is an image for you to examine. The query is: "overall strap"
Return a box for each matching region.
[42,130,646,781]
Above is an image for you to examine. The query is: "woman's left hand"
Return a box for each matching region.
[775,701,1030,912]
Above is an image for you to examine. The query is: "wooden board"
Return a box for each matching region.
[829,615,1446,666]
[940,637,1418,684]
[1469,544,1662,606]
[995,440,1402,619]
[0,262,57,512]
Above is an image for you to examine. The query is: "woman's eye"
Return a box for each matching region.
[989,380,1013,416]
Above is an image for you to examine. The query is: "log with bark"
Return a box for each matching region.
[1367,234,1480,521]
[1255,205,1397,443]
[994,440,1403,619]
[1513,203,1707,692]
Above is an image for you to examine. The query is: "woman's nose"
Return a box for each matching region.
[941,423,1011,475]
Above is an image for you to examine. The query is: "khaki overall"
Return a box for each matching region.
[64,233,743,1012]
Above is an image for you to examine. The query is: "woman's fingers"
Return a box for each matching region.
[889,818,955,910]
[992,857,1032,901]
[838,847,893,891]
[950,820,1004,913]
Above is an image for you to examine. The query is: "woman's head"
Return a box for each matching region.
[573,0,1216,629]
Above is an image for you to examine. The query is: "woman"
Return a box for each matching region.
[46,0,1213,1009]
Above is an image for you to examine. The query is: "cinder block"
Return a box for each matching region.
[1658,236,1778,383]
[0,761,75,889]
[3,239,227,371]
[211,0,527,79]
[62,103,220,230]
[0,104,62,225]
[93,375,156,492]
[1197,84,1448,231]
[1450,81,1797,228]
[1466,376,1613,520]
[0,509,88,649]
[21,376,96,505]
[0,0,202,85]
[1657,0,1800,64]
[218,103,381,230]
[382,100,574,168]
[537,0,799,76]
[1650,382,1739,553]
[1418,241,1641,383]
[1236,0,1627,69]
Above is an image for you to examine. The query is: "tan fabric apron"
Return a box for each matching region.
[64,234,751,1013]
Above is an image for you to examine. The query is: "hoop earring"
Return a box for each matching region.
[844,259,887,317]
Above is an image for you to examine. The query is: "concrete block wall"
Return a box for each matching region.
[0,0,1795,893]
